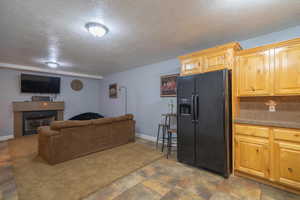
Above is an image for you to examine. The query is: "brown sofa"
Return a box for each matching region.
[38,114,135,164]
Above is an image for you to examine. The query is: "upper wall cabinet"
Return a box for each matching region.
[238,50,271,96]
[274,44,300,95]
[180,56,203,76]
[179,42,241,76]
[237,38,300,97]
[204,50,227,72]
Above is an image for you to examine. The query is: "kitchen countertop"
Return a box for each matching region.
[234,118,300,129]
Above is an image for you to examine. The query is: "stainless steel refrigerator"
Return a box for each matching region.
[177,69,232,178]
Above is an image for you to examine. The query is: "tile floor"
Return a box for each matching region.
[84,138,300,200]
[1,137,300,200]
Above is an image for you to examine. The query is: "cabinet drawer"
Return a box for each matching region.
[235,124,269,138]
[274,128,300,143]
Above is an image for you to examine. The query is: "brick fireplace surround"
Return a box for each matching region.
[12,101,64,137]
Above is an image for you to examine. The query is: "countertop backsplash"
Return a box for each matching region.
[238,96,300,123]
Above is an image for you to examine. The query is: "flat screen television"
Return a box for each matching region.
[21,74,61,94]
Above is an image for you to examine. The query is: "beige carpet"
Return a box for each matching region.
[8,135,163,200]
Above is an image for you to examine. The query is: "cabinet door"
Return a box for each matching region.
[274,44,300,95]
[180,57,203,75]
[235,136,270,179]
[238,50,271,96]
[203,51,227,72]
[274,141,300,189]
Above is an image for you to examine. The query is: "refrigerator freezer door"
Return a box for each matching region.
[177,75,196,165]
[195,70,230,177]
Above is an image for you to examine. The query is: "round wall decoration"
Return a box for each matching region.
[71,79,83,91]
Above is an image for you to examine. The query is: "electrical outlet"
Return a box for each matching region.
[269,105,276,112]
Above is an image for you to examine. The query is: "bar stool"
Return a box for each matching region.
[162,113,177,157]
[156,115,167,149]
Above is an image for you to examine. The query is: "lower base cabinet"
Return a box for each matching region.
[273,128,300,190]
[235,124,300,193]
[235,136,270,179]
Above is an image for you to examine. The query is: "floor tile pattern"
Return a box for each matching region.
[1,137,300,200]
[84,138,300,200]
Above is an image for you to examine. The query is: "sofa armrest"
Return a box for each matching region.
[38,126,60,137]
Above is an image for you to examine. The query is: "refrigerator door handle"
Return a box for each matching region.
[195,95,199,121]
[191,95,195,122]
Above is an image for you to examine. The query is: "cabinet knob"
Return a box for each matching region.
[256,149,259,153]
[294,134,299,137]
[288,168,293,173]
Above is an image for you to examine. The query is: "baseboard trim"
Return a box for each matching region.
[136,133,157,142]
[0,135,14,141]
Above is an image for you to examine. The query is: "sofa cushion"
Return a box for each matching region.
[92,114,134,125]
[91,117,114,125]
[50,120,92,130]
[112,114,134,122]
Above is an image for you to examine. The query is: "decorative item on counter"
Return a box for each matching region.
[109,83,118,98]
[265,100,277,112]
[31,96,50,102]
[71,79,83,91]
[160,74,179,97]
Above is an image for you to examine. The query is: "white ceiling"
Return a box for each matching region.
[0,0,300,77]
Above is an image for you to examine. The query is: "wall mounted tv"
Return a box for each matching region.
[21,74,61,94]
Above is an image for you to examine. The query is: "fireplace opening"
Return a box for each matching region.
[22,111,58,136]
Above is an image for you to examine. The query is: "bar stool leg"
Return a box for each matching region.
[161,126,166,152]
[167,132,171,159]
[156,125,161,149]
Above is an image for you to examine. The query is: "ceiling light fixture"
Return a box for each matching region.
[45,61,59,68]
[85,22,109,38]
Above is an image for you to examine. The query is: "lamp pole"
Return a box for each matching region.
[119,86,128,114]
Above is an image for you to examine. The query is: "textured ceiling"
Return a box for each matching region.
[0,0,300,76]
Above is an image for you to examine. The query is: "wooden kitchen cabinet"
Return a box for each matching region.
[274,44,300,95]
[234,124,300,193]
[237,38,300,97]
[237,50,271,96]
[235,135,270,179]
[273,128,300,189]
[203,50,227,72]
[179,42,241,76]
[180,56,203,76]
[274,141,300,189]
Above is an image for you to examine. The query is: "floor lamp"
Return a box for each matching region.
[119,86,128,114]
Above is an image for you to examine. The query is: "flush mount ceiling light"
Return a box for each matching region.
[85,22,109,38]
[45,61,59,68]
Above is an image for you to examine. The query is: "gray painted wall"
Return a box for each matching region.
[0,69,101,137]
[99,25,300,138]
[99,59,180,136]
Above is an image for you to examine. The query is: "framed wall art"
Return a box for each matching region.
[109,83,118,98]
[160,74,179,97]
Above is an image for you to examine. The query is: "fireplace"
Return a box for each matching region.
[13,101,64,138]
[22,111,58,136]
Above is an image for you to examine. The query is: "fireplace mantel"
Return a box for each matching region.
[13,101,64,137]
